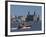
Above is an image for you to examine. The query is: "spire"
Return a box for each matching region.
[34,11,35,15]
[38,15,39,17]
[28,11,30,15]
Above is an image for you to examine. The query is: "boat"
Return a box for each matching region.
[17,23,32,29]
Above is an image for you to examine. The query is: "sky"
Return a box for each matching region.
[10,5,42,16]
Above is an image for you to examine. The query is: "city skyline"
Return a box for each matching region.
[10,5,42,16]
